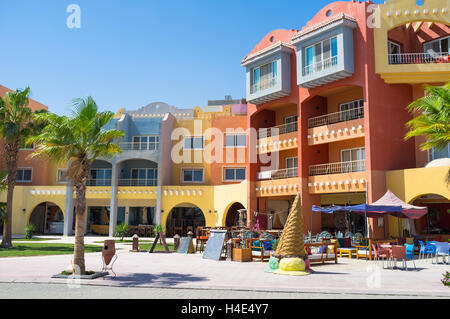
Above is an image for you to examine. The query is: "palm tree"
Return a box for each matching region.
[405,83,450,151]
[30,97,124,274]
[405,83,450,187]
[0,172,7,228]
[0,87,45,248]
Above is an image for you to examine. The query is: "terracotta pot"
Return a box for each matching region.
[103,240,116,265]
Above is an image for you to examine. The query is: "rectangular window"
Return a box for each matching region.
[286,157,298,177]
[432,143,450,160]
[89,168,112,186]
[424,36,450,54]
[57,168,68,183]
[341,147,366,173]
[338,99,364,121]
[284,115,298,133]
[182,168,204,183]
[130,168,157,186]
[251,60,277,93]
[133,135,159,150]
[184,136,204,150]
[224,168,246,181]
[304,36,338,75]
[224,134,247,147]
[16,168,32,182]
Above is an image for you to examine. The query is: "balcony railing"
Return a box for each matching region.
[303,56,338,76]
[309,160,365,176]
[120,142,159,151]
[87,179,112,186]
[308,106,364,129]
[118,179,157,186]
[258,121,298,139]
[258,167,298,180]
[388,52,450,65]
[251,77,276,94]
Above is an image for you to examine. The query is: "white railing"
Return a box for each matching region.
[303,55,338,76]
[258,167,298,180]
[118,179,157,187]
[308,106,364,128]
[388,52,450,65]
[120,142,159,151]
[258,121,298,139]
[251,77,276,94]
[309,160,365,176]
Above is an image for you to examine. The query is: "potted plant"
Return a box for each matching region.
[25,223,36,239]
[115,222,130,241]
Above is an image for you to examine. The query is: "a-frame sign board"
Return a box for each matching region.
[149,232,170,253]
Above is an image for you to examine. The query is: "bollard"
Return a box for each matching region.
[226,239,233,261]
[173,234,180,251]
[131,234,139,252]
[187,231,194,239]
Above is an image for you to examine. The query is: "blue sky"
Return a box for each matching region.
[0,0,382,115]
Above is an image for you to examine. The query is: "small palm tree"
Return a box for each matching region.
[0,172,7,227]
[0,87,45,248]
[30,97,124,274]
[405,83,450,151]
[405,83,450,186]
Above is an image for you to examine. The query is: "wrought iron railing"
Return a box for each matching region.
[388,52,450,65]
[308,106,364,129]
[258,167,298,180]
[258,121,298,139]
[303,55,338,76]
[309,160,365,176]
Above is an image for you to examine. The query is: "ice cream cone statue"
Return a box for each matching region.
[266,193,311,276]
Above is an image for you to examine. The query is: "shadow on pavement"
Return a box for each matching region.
[105,272,208,287]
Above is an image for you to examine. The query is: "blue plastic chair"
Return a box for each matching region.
[419,240,436,260]
[404,244,416,270]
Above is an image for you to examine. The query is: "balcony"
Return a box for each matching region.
[303,56,338,76]
[308,160,366,194]
[251,77,276,95]
[120,142,159,151]
[307,107,364,145]
[87,179,111,187]
[255,168,299,197]
[257,122,298,154]
[388,52,450,65]
[118,179,157,187]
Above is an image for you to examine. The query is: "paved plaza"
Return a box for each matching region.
[0,236,449,298]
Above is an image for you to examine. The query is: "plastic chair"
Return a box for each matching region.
[404,244,417,270]
[434,242,449,264]
[418,240,436,260]
[391,245,408,270]
[373,244,391,268]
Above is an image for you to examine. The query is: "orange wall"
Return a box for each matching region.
[326,86,364,114]
[328,137,365,163]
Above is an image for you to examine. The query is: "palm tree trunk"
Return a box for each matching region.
[1,142,18,248]
[73,161,90,275]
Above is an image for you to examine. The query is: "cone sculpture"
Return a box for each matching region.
[272,193,306,259]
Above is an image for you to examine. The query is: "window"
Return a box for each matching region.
[284,115,298,133]
[388,40,402,64]
[225,134,247,147]
[424,36,449,55]
[182,168,204,183]
[16,168,32,182]
[19,141,34,150]
[251,60,277,93]
[286,157,298,177]
[133,135,159,150]
[224,168,246,181]
[305,37,338,75]
[341,147,365,173]
[432,143,450,161]
[130,168,158,186]
[57,168,68,183]
[89,168,112,186]
[338,99,364,121]
[184,137,204,150]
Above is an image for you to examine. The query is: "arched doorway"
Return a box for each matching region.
[29,202,64,234]
[225,202,246,227]
[166,204,205,237]
[411,194,450,237]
